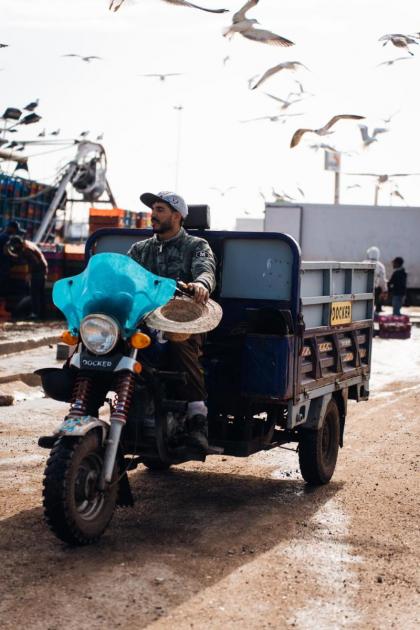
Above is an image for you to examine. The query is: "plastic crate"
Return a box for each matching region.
[378,315,411,339]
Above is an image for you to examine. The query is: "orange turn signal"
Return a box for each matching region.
[60,330,79,346]
[130,332,151,349]
[133,361,143,374]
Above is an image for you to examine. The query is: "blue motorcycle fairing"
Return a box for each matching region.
[53,252,176,337]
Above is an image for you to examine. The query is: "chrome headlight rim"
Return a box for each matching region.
[80,313,120,356]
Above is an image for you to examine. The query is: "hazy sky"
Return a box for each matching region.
[1,0,419,228]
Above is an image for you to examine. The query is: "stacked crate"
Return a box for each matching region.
[0,172,61,239]
[88,208,151,234]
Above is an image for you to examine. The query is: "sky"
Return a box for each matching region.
[1,0,420,229]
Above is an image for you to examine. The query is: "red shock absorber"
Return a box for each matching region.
[67,374,93,418]
[111,371,135,424]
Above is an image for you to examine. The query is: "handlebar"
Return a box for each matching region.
[175,281,195,297]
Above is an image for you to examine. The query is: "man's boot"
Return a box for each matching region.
[187,414,209,452]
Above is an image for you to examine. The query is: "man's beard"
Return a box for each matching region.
[152,218,172,234]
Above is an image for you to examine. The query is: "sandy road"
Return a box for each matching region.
[0,332,419,629]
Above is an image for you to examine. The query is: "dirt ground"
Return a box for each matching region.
[0,331,419,629]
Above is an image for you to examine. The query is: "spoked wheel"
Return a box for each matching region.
[43,431,117,545]
[298,399,340,485]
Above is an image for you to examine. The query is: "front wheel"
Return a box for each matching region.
[43,431,117,545]
[298,399,340,485]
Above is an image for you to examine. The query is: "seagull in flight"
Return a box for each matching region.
[50,129,61,136]
[79,130,90,137]
[62,54,103,63]
[0,43,8,49]
[290,114,364,148]
[264,93,304,110]
[38,129,46,137]
[96,132,104,141]
[138,72,183,81]
[359,124,388,147]
[377,56,412,67]
[378,33,418,55]
[209,186,236,196]
[223,0,294,47]
[240,112,303,123]
[250,61,308,90]
[109,0,228,13]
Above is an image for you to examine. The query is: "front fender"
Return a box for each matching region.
[55,415,110,444]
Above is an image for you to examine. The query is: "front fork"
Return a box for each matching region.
[66,359,137,490]
[100,370,135,488]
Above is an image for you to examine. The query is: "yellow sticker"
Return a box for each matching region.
[331,301,352,326]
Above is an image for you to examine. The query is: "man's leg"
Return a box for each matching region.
[374,287,382,313]
[167,333,209,450]
[392,295,402,316]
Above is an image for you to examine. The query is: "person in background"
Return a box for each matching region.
[7,235,48,319]
[0,221,26,296]
[388,257,407,316]
[365,246,387,314]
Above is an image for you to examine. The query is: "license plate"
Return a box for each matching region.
[80,352,122,371]
[331,301,352,326]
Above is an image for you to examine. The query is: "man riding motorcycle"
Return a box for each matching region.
[128,191,216,452]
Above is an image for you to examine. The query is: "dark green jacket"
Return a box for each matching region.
[127,227,216,292]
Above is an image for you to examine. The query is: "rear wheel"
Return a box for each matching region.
[43,431,117,545]
[298,399,340,485]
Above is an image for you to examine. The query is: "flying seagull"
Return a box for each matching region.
[62,54,103,63]
[138,72,183,81]
[377,56,412,67]
[359,124,388,147]
[109,0,228,13]
[264,93,304,110]
[50,129,60,136]
[378,33,418,55]
[24,99,39,111]
[38,129,46,137]
[209,186,236,196]
[287,79,314,99]
[240,112,303,123]
[223,0,294,47]
[309,142,339,153]
[96,132,104,140]
[0,43,8,48]
[251,61,308,90]
[290,114,365,148]
[79,130,90,137]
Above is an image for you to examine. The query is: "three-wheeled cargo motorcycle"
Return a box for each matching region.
[37,206,375,545]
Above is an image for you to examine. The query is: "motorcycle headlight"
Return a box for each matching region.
[80,314,119,355]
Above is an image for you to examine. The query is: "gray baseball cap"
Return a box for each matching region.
[140,191,188,218]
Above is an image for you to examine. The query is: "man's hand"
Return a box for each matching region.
[187,282,209,304]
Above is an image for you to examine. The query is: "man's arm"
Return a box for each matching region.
[191,241,215,286]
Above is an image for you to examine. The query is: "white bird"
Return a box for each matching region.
[271,188,295,202]
[37,129,46,137]
[109,0,228,13]
[377,56,412,67]
[287,79,314,99]
[62,54,103,63]
[250,61,308,90]
[96,132,104,141]
[264,93,304,110]
[50,129,60,136]
[240,112,303,123]
[210,186,236,196]
[359,124,388,147]
[378,33,418,55]
[290,114,365,148]
[223,0,294,47]
[309,142,339,153]
[391,187,406,203]
[382,110,399,124]
[138,72,183,81]
[347,183,361,190]
[79,130,90,138]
